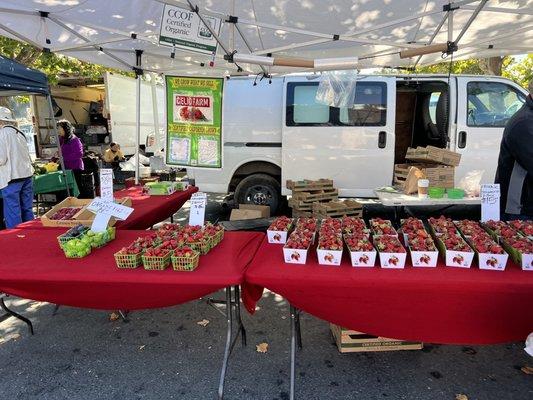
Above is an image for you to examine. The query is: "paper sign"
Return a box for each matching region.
[100,169,114,202]
[91,213,112,233]
[189,192,207,226]
[87,198,134,221]
[159,4,222,55]
[481,184,500,222]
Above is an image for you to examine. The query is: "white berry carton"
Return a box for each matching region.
[519,253,533,271]
[283,246,309,264]
[409,249,439,267]
[317,248,343,266]
[377,251,407,269]
[348,249,377,267]
[267,229,289,244]
[477,252,508,271]
[443,249,475,268]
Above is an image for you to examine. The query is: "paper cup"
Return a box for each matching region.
[417,179,429,199]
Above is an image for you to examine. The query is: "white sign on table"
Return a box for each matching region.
[481,184,500,222]
[100,168,114,202]
[189,192,207,227]
[159,4,222,55]
[87,197,134,232]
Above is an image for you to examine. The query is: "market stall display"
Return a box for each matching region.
[267,216,293,244]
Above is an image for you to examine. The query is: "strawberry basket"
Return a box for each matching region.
[57,225,89,248]
[142,246,171,270]
[171,248,200,271]
[189,239,211,255]
[114,251,142,269]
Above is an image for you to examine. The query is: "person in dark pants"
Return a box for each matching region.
[0,108,34,228]
[495,79,533,221]
[57,119,84,189]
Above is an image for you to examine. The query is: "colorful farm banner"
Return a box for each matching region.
[165,76,223,168]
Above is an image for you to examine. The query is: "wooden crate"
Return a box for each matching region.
[394,164,454,189]
[330,324,423,353]
[312,200,362,218]
[292,188,338,202]
[405,146,461,167]
[286,179,334,192]
[292,209,313,218]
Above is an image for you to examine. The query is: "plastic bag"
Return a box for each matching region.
[458,170,484,197]
[315,70,358,108]
[526,333,533,357]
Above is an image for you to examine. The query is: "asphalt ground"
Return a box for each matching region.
[1,194,532,400]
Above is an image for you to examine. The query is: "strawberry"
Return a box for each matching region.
[373,236,405,253]
[268,216,293,231]
[438,233,472,252]
[429,216,458,235]
[370,218,397,236]
[345,234,374,252]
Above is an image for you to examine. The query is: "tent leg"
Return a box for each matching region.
[134,51,142,185]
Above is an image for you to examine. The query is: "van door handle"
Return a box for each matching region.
[458,131,467,148]
[378,131,386,148]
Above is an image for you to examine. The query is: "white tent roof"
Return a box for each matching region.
[0,0,531,76]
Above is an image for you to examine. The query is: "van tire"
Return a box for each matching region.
[234,174,281,214]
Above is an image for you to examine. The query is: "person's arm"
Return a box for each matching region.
[506,118,533,176]
[72,137,84,160]
[0,133,8,166]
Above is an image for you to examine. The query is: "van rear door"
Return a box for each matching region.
[281,76,396,197]
[454,77,527,185]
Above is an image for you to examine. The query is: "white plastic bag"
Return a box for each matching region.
[458,170,484,197]
[315,70,358,108]
[525,333,533,357]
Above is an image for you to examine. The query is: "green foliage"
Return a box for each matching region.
[415,58,486,75]
[0,36,132,84]
[502,55,533,90]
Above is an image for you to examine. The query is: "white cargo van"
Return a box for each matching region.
[189,74,527,211]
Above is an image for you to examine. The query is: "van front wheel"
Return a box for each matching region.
[234,174,281,214]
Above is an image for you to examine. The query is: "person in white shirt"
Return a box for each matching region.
[0,107,34,228]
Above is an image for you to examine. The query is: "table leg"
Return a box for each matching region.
[233,285,246,347]
[170,215,174,223]
[118,310,130,322]
[295,309,302,350]
[0,295,34,335]
[290,304,297,400]
[218,286,233,400]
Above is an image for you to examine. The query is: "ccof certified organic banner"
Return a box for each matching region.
[159,4,221,55]
[165,76,223,168]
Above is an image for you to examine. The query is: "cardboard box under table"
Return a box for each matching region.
[330,324,423,353]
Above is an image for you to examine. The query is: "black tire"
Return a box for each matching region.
[234,174,281,214]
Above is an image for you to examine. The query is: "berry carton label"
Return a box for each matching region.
[444,250,474,268]
[410,249,439,267]
[267,230,289,244]
[378,251,407,269]
[519,252,533,271]
[317,249,343,266]
[283,247,308,265]
[478,252,508,271]
[349,250,377,267]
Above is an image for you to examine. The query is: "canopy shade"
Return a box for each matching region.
[0,0,530,75]
[0,55,49,95]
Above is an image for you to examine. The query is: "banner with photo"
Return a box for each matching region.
[165,76,223,168]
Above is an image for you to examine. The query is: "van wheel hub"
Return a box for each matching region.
[247,186,271,205]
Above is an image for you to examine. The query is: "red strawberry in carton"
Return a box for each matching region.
[374,236,406,268]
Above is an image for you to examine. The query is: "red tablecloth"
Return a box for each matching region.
[15,186,198,230]
[0,228,263,310]
[242,239,533,345]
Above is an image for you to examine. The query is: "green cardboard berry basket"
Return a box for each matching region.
[190,240,211,255]
[171,250,200,271]
[63,244,92,259]
[114,251,142,269]
[57,227,89,248]
[142,247,171,270]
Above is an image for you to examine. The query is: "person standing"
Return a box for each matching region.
[495,79,533,221]
[0,107,34,228]
[57,119,84,187]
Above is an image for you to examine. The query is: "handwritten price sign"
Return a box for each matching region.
[99,169,114,202]
[87,197,134,232]
[189,192,207,227]
[481,184,500,222]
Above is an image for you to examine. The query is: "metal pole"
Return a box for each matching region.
[290,304,297,400]
[149,73,161,156]
[134,51,142,185]
[218,286,233,399]
[46,94,70,196]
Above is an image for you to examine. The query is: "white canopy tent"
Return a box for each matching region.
[0,0,531,181]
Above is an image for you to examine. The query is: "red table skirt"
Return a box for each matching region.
[15,186,198,230]
[243,239,533,345]
[0,228,263,310]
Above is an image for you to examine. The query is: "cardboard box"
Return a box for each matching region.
[405,146,461,166]
[478,252,508,271]
[239,204,270,218]
[283,246,309,264]
[267,230,290,244]
[317,248,343,266]
[434,237,474,268]
[331,324,423,353]
[377,250,407,268]
[409,249,439,267]
[394,163,454,192]
[229,209,263,221]
[348,250,377,267]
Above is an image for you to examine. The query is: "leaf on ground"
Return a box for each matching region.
[455,394,468,400]
[521,366,533,375]
[139,345,145,351]
[256,342,268,353]
[196,319,210,327]
[108,312,120,321]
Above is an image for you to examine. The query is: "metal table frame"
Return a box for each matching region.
[289,304,303,400]
[0,294,34,335]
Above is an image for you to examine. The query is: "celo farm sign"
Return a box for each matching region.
[159,4,222,55]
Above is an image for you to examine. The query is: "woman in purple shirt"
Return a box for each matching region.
[57,119,84,189]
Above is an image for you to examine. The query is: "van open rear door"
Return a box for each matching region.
[281,76,396,197]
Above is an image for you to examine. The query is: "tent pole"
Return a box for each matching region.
[46,95,70,197]
[134,50,143,185]
[150,73,161,156]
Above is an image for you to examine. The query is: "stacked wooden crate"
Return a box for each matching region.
[287,179,338,218]
[286,179,363,218]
